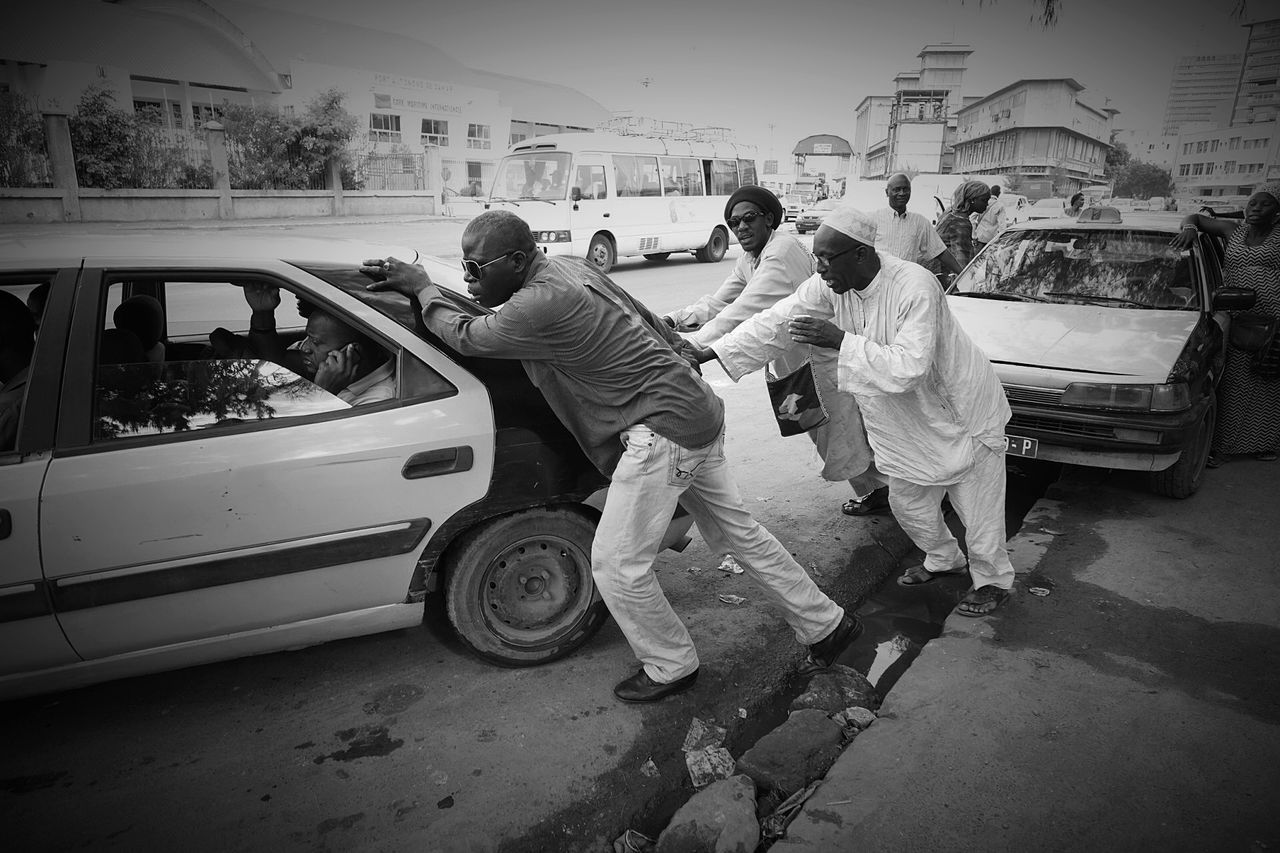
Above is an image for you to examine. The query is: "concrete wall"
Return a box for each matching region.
[0,189,438,223]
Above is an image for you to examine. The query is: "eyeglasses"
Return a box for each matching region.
[812,246,856,267]
[460,251,515,279]
[727,210,768,229]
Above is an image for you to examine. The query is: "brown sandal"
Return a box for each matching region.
[957,585,1011,617]
[897,564,968,587]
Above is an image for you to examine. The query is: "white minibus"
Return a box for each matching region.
[484,133,758,273]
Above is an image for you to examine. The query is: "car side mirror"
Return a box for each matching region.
[571,187,583,202]
[1212,287,1257,311]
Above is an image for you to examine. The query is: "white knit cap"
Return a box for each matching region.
[821,204,877,246]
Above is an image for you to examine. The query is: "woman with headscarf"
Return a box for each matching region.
[1067,192,1086,217]
[931,181,991,280]
[664,188,884,515]
[1173,180,1280,464]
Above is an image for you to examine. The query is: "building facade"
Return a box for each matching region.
[2,0,610,198]
[1162,54,1243,137]
[1169,122,1278,197]
[1231,18,1280,126]
[854,44,973,178]
[951,78,1115,199]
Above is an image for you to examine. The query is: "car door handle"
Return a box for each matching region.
[402,446,474,480]
[0,509,10,540]
[602,212,610,217]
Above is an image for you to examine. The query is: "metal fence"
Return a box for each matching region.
[352,151,426,191]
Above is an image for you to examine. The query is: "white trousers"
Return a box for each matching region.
[887,440,1015,591]
[592,425,845,683]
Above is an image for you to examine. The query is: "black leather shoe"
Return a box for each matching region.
[613,668,699,703]
[805,614,863,669]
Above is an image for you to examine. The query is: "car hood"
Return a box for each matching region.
[948,298,1197,381]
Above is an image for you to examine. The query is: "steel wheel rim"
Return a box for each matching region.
[479,534,593,645]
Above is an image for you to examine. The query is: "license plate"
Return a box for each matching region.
[1004,435,1038,458]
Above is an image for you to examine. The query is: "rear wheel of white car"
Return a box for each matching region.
[444,508,608,666]
[694,227,728,263]
[1150,395,1216,499]
[587,234,616,274]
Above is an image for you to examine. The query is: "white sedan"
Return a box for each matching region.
[0,235,690,699]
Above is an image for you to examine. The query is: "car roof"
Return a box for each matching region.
[1006,213,1183,233]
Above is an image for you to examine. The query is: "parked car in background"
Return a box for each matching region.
[0,235,692,699]
[999,193,1029,224]
[795,198,840,234]
[1024,197,1068,220]
[946,214,1254,498]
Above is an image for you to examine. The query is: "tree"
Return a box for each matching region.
[1104,138,1130,185]
[69,85,209,189]
[1113,161,1174,200]
[1002,173,1024,193]
[0,92,48,187]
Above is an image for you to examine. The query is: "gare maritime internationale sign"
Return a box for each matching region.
[371,72,465,115]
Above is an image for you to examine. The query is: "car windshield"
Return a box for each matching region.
[490,152,573,201]
[951,228,1200,310]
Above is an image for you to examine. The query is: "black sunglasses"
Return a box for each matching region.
[460,251,516,279]
[727,210,769,229]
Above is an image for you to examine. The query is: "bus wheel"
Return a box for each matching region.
[695,227,728,263]
[643,252,671,262]
[588,234,616,273]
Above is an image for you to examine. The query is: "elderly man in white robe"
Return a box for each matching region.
[690,206,1016,616]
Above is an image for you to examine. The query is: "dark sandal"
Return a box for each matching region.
[897,563,968,587]
[957,585,1011,617]
[841,486,891,516]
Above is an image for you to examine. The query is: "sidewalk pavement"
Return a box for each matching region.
[781,461,1280,852]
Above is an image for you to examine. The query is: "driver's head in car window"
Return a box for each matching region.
[300,310,396,405]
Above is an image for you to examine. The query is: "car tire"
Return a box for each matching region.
[694,227,728,263]
[1150,395,1216,499]
[443,507,608,666]
[587,234,616,274]
[643,252,671,262]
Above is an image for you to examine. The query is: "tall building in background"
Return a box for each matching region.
[1161,54,1242,137]
[855,44,973,178]
[1231,18,1280,126]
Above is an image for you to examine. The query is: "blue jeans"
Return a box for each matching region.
[592,425,845,683]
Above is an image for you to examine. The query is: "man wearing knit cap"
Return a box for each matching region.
[664,186,882,516]
[692,205,1016,617]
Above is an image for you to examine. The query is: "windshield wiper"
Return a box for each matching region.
[954,291,1050,303]
[1042,291,1150,308]
[486,196,521,207]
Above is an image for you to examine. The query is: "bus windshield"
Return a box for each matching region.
[490,152,572,201]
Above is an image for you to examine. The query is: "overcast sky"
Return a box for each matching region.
[252,0,1251,159]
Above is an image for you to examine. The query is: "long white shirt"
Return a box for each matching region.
[668,230,814,352]
[713,251,1010,486]
[973,197,1008,244]
[667,228,871,481]
[870,208,946,265]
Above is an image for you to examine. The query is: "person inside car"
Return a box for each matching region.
[300,306,396,405]
[363,210,862,704]
[1,289,36,452]
[212,282,394,405]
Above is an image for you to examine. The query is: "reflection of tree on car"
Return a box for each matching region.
[960,229,1198,310]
